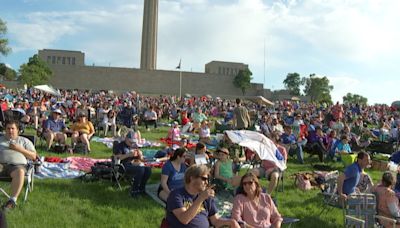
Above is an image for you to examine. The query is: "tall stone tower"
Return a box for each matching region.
[140,0,158,70]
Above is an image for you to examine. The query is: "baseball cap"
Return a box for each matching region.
[52,109,62,114]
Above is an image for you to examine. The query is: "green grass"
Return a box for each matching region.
[1,126,385,227]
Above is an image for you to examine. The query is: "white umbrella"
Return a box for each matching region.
[225,130,287,171]
[248,96,274,106]
[34,85,62,97]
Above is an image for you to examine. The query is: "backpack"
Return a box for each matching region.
[90,162,114,180]
[294,173,312,191]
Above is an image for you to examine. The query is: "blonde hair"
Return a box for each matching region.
[184,165,210,184]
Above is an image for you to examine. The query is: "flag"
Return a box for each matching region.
[176,59,181,69]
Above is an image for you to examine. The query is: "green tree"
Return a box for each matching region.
[303,73,334,104]
[0,18,11,56]
[19,54,52,86]
[233,68,253,95]
[0,63,17,80]
[283,72,302,96]
[343,93,368,105]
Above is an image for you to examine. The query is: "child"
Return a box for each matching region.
[167,121,181,143]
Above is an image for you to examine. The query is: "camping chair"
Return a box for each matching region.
[318,170,340,216]
[343,194,376,228]
[0,134,41,202]
[343,193,396,228]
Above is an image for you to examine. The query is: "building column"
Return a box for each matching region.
[140,0,158,70]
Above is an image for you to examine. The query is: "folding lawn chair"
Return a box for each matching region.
[0,135,41,202]
[318,170,340,216]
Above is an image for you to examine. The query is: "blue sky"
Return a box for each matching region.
[1,0,399,104]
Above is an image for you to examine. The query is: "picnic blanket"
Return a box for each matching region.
[145,184,234,217]
[65,157,111,172]
[92,136,162,148]
[35,162,84,179]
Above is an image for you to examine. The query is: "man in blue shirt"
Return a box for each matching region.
[337,151,371,200]
[43,109,68,151]
[166,165,240,228]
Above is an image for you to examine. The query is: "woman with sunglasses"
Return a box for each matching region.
[158,148,187,202]
[232,173,282,228]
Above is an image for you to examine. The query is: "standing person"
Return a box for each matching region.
[233,98,251,130]
[0,121,37,210]
[166,164,240,228]
[158,148,187,202]
[337,151,371,201]
[231,173,283,228]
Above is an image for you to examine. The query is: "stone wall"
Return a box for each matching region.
[48,65,263,98]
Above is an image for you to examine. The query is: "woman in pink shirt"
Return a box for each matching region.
[232,173,283,228]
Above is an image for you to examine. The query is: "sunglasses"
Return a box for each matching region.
[198,176,209,182]
[242,181,254,186]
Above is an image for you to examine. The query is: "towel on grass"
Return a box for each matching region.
[35,162,84,179]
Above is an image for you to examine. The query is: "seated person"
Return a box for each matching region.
[252,132,287,194]
[158,148,187,202]
[113,132,152,197]
[192,108,207,132]
[306,126,328,162]
[281,125,306,164]
[70,112,95,152]
[144,106,158,130]
[166,164,239,227]
[331,135,352,162]
[167,121,181,143]
[100,107,117,137]
[373,172,400,227]
[188,142,210,166]
[337,152,371,201]
[155,138,188,162]
[198,120,213,145]
[232,173,283,228]
[11,101,31,124]
[43,109,68,151]
[180,110,192,133]
[213,148,241,191]
[0,121,37,210]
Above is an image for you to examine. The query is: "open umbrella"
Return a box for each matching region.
[248,96,274,106]
[225,130,286,171]
[34,85,62,97]
[291,96,300,101]
[184,93,192,98]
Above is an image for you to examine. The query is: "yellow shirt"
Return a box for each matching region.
[71,121,94,135]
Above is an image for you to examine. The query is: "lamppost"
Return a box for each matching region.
[179,70,182,98]
[176,59,182,98]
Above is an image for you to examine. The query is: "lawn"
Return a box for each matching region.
[1,126,384,227]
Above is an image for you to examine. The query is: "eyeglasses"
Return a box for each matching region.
[242,181,254,186]
[198,176,209,182]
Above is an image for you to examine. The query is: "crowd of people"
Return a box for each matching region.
[1,87,400,226]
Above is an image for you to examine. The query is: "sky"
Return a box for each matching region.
[1,0,399,104]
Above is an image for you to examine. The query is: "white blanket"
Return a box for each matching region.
[225,130,287,171]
